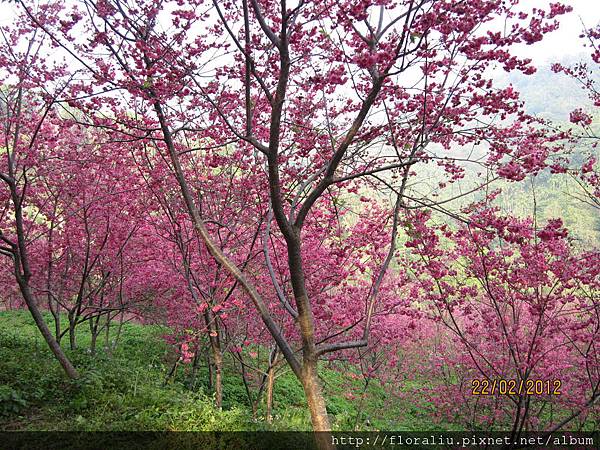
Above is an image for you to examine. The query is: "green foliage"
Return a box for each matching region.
[0,385,28,417]
[0,311,251,431]
[0,310,442,432]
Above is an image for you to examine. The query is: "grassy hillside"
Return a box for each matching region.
[0,310,444,433]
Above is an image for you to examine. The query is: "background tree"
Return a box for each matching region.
[0,11,79,378]
[403,201,599,435]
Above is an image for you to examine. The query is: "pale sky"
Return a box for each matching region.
[0,0,597,65]
[513,0,600,64]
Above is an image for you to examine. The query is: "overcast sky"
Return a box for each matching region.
[512,0,600,64]
[0,0,597,64]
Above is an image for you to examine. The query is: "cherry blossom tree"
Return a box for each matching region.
[0,12,79,378]
[552,24,600,210]
[404,201,599,434]
[4,0,577,444]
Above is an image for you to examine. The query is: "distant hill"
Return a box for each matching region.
[504,53,598,121]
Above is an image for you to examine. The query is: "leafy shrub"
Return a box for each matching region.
[0,385,27,417]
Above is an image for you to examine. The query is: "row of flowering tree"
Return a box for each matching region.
[1,0,598,447]
[402,203,600,432]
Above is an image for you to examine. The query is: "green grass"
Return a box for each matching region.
[10,309,588,433]
[0,310,438,432]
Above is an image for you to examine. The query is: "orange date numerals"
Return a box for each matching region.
[471,379,561,396]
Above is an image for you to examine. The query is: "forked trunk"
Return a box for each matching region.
[152,93,333,446]
[6,84,78,380]
[18,282,78,379]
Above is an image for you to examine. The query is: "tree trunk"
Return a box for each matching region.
[265,360,276,423]
[46,216,61,344]
[49,299,61,344]
[68,313,77,351]
[164,358,179,385]
[236,352,256,415]
[301,360,334,450]
[188,349,201,389]
[206,348,213,391]
[151,93,333,446]
[89,315,100,356]
[286,239,334,448]
[205,309,223,409]
[112,311,125,352]
[90,329,97,355]
[5,85,78,380]
[214,349,223,409]
[17,282,78,379]
[104,313,111,355]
